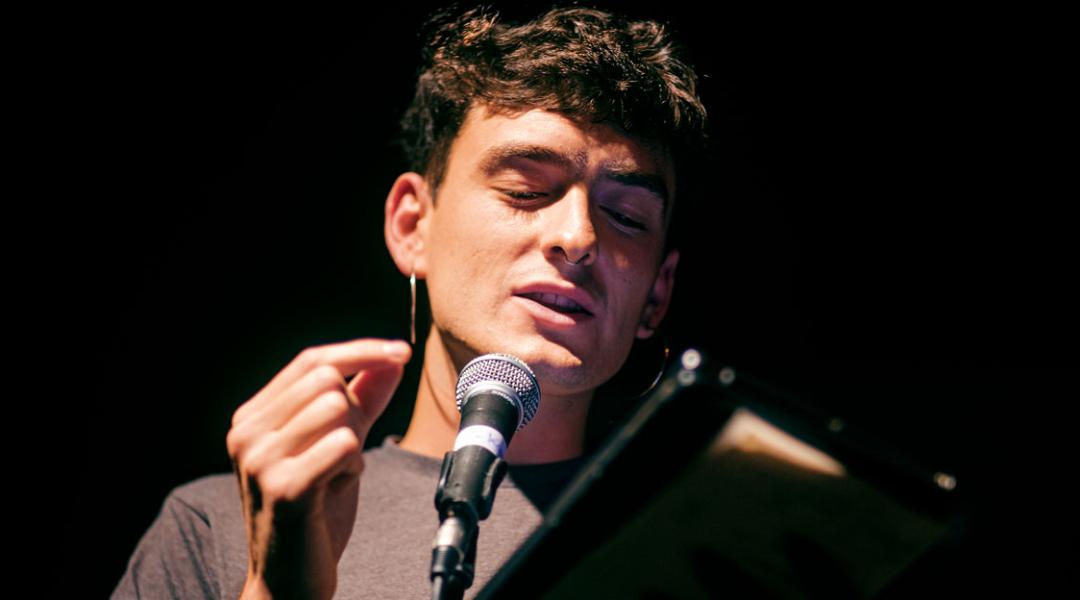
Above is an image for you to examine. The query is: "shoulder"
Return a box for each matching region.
[170,472,239,503]
[163,472,242,525]
[112,473,246,599]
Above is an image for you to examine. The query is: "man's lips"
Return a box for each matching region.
[516,292,590,314]
[512,283,598,316]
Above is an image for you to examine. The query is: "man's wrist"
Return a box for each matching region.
[239,573,272,600]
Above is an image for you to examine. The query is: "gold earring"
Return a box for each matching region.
[409,264,417,345]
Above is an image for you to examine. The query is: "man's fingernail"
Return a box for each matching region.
[383,341,410,358]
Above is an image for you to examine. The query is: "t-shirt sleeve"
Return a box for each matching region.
[111,487,223,599]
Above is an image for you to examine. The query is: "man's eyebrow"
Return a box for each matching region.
[478,142,586,175]
[478,142,669,204]
[603,165,669,205]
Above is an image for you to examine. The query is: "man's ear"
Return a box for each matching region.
[384,172,433,278]
[637,249,679,339]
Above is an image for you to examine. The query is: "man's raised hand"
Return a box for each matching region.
[226,339,412,600]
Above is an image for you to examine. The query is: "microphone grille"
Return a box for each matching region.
[455,353,540,430]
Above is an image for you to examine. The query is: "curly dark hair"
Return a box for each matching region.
[394,3,709,250]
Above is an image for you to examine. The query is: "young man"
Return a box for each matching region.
[112,5,707,599]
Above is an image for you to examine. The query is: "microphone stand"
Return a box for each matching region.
[430,446,508,600]
[430,515,477,600]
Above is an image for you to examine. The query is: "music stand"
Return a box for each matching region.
[477,349,964,599]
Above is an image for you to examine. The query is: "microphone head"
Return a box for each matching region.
[455,353,540,431]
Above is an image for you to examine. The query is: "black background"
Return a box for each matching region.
[18,1,1074,595]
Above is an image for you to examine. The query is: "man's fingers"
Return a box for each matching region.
[233,339,412,427]
[347,362,407,435]
[228,341,411,462]
[261,427,364,503]
[244,389,354,470]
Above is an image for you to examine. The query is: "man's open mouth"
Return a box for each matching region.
[517,292,591,315]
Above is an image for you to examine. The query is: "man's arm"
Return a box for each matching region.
[114,338,412,600]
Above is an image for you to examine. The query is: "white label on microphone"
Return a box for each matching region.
[453,425,507,458]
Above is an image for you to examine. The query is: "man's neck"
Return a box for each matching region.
[398,326,593,465]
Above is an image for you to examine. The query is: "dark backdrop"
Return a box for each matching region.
[24,1,1073,595]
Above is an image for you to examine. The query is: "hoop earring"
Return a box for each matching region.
[635,330,671,399]
[603,329,671,400]
[409,265,417,345]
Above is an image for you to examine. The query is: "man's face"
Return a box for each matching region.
[419,104,678,398]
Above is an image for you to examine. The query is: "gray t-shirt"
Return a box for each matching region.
[112,436,582,599]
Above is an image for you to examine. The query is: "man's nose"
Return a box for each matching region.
[542,186,598,267]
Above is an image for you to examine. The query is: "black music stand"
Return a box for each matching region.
[477,349,964,599]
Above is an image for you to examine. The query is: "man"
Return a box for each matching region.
[112,4,708,598]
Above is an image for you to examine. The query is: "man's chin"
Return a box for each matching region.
[439,327,603,394]
[518,350,609,398]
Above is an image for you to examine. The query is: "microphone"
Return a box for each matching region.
[430,353,541,599]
